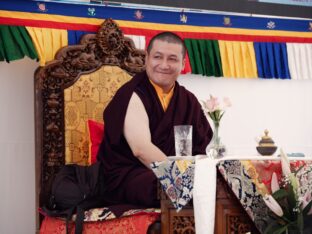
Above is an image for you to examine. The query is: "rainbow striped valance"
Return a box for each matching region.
[1,0,311,41]
[0,0,311,79]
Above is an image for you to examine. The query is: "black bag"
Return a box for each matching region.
[42,162,106,234]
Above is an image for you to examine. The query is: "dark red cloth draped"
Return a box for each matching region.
[97,71,212,215]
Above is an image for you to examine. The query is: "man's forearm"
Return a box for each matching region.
[132,143,167,168]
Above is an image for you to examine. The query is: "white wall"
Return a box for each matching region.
[178,75,312,157]
[0,58,38,234]
[0,59,311,234]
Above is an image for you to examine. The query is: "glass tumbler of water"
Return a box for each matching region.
[174,125,192,156]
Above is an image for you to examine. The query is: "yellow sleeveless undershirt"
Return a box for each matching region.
[149,79,175,111]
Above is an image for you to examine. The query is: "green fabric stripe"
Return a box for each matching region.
[0,25,38,62]
[192,39,203,74]
[184,40,195,73]
[13,26,38,59]
[0,25,23,61]
[205,40,215,76]
[211,40,223,77]
[0,34,5,61]
[185,39,223,77]
[198,40,207,75]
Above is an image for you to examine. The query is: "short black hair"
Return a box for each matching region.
[146,32,186,58]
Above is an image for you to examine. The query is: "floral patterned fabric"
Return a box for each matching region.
[40,207,160,222]
[151,159,195,212]
[217,159,312,233]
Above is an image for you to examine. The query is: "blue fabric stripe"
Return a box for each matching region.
[280,43,290,79]
[267,43,275,78]
[254,43,263,77]
[67,30,95,45]
[261,43,271,78]
[0,0,311,32]
[254,42,290,79]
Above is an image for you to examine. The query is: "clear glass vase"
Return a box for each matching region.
[206,121,226,159]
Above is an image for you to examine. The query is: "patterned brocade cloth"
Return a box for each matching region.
[151,157,195,212]
[217,159,312,233]
[151,156,312,234]
[39,207,160,222]
[151,156,217,234]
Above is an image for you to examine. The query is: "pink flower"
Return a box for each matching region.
[201,95,231,123]
[280,149,291,176]
[223,97,232,108]
[263,194,284,217]
[203,95,219,112]
[271,172,280,193]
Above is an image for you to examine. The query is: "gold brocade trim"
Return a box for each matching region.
[176,160,193,173]
[240,160,269,196]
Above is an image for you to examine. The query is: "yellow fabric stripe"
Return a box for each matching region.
[26,27,44,65]
[26,27,68,65]
[2,10,312,39]
[219,41,257,78]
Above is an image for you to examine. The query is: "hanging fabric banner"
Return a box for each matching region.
[0,0,312,43]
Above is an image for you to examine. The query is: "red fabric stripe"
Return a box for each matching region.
[1,16,312,43]
[0,17,99,31]
[121,27,312,43]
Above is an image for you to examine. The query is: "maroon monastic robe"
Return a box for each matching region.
[97,71,212,215]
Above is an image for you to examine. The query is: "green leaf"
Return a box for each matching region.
[287,184,298,218]
[303,197,312,216]
[214,110,220,120]
[296,212,304,232]
[288,174,299,196]
[304,214,312,228]
[219,111,224,120]
[273,189,288,200]
[294,164,305,175]
[208,112,216,121]
[282,205,292,221]
[263,222,282,234]
[269,224,289,234]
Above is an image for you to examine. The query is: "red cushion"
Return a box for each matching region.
[87,120,104,164]
[40,213,160,234]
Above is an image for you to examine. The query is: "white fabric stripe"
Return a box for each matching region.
[125,34,146,50]
[193,156,216,234]
[287,43,312,80]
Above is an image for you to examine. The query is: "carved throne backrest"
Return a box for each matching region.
[35,18,145,207]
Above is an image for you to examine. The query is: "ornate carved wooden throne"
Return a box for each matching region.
[35,19,162,233]
[35,18,145,205]
[35,18,259,234]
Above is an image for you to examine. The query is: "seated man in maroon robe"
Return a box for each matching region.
[97,32,213,215]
